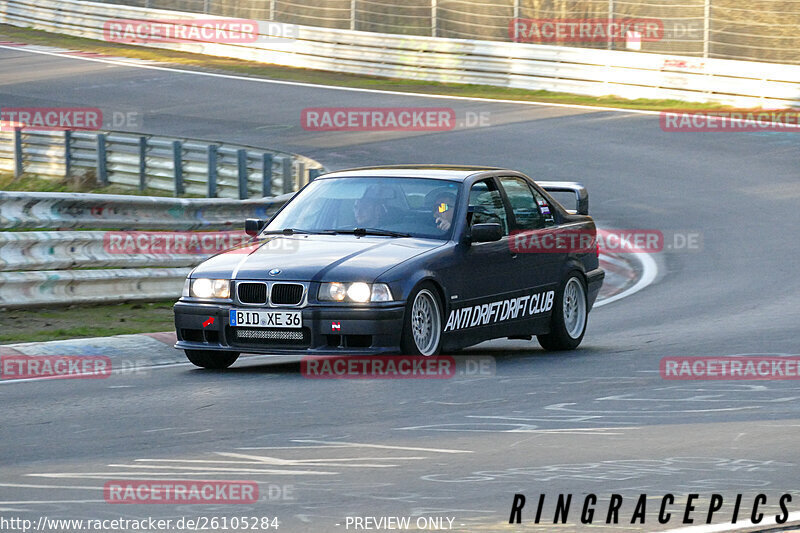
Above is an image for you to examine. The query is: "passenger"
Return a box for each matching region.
[431,192,456,231]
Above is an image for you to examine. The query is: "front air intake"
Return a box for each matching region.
[237,282,267,304]
[271,283,304,305]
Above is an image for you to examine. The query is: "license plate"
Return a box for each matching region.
[229,309,302,328]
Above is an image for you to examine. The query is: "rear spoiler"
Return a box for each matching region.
[538,181,589,216]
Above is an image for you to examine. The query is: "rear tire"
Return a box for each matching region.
[537,272,588,351]
[401,283,443,356]
[185,349,240,369]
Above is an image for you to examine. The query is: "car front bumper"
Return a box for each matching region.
[174,301,405,355]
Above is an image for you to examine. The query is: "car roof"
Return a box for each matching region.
[317,165,509,182]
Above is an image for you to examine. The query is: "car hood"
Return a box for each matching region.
[191,234,444,282]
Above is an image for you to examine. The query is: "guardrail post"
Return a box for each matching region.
[172,140,183,196]
[431,0,437,37]
[237,148,248,200]
[703,0,711,57]
[208,144,218,198]
[203,0,210,13]
[350,0,357,31]
[281,156,292,194]
[308,168,321,182]
[13,127,23,179]
[297,161,306,187]
[607,0,614,50]
[269,0,275,20]
[262,153,273,197]
[96,133,108,185]
[64,130,72,178]
[138,136,147,191]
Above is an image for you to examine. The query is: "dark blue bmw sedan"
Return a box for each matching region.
[174,166,604,368]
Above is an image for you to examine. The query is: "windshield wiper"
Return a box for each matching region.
[261,228,336,235]
[333,228,412,238]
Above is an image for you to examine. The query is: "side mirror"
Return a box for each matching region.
[469,223,503,243]
[245,218,267,237]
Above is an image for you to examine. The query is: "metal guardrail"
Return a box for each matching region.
[0,267,192,307]
[0,128,324,199]
[0,230,247,270]
[0,191,293,308]
[1,0,799,107]
[0,190,293,230]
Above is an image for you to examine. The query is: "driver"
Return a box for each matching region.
[354,187,389,228]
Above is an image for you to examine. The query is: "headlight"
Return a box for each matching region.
[326,282,347,302]
[347,282,371,303]
[190,278,230,299]
[319,282,393,303]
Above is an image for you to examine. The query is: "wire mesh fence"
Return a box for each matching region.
[96,0,800,65]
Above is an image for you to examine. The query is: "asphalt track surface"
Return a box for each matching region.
[1,47,800,532]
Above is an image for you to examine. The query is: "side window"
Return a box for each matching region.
[499,177,544,230]
[530,187,556,226]
[468,179,509,236]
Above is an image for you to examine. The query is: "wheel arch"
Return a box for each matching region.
[391,270,449,313]
[420,278,447,318]
[560,258,588,286]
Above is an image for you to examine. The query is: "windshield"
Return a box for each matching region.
[266,177,461,240]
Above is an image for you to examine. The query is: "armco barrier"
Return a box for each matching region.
[0,190,292,230]
[0,268,192,307]
[0,129,324,199]
[1,0,799,107]
[0,191,293,308]
[0,231,245,271]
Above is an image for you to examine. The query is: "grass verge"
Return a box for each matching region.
[0,300,176,344]
[0,171,201,197]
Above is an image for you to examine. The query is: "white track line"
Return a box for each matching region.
[0,359,193,385]
[291,440,473,454]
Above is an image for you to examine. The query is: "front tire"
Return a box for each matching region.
[401,283,443,356]
[537,272,588,351]
[185,349,240,369]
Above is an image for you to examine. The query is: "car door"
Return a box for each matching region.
[440,178,522,346]
[497,176,561,332]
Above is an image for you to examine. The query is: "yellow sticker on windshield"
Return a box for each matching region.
[438,203,449,213]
